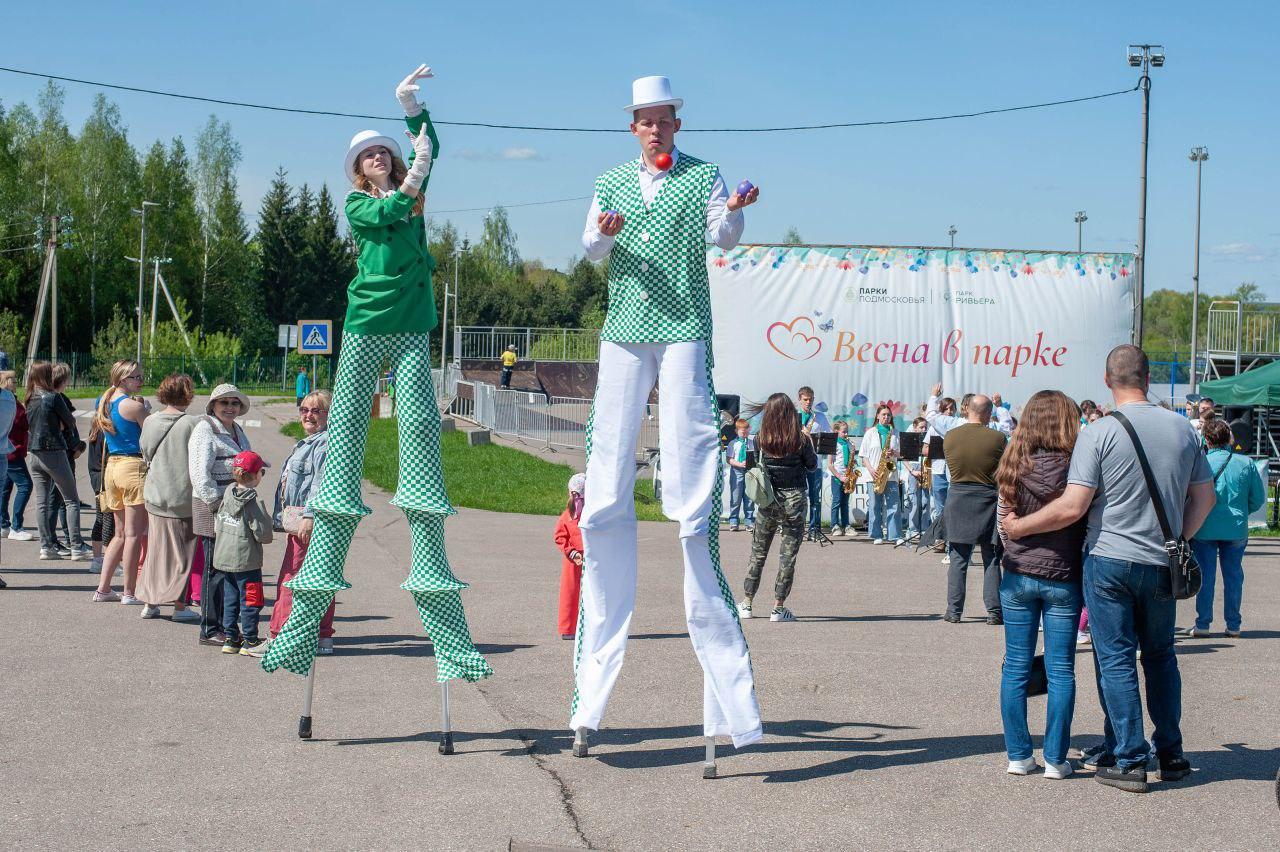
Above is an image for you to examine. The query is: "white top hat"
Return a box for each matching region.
[344,129,403,182]
[624,76,683,114]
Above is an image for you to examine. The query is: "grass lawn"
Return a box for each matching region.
[281,419,669,521]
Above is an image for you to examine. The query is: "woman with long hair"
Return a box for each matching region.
[137,374,201,620]
[90,360,151,603]
[736,392,817,623]
[858,404,903,545]
[24,361,92,564]
[262,66,491,686]
[994,390,1085,779]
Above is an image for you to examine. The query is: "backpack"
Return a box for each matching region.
[744,463,777,509]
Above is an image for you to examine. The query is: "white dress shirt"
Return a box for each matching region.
[581,149,745,261]
[858,427,900,479]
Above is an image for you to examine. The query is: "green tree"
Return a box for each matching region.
[203,180,269,350]
[1232,282,1264,304]
[194,115,241,335]
[302,184,353,329]
[255,168,305,329]
[783,226,804,245]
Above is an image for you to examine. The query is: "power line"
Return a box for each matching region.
[429,195,592,215]
[0,65,1138,134]
[0,231,39,241]
[0,244,39,254]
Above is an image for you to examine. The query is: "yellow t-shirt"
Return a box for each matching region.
[501,352,517,367]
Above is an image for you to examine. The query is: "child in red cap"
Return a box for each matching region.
[213,450,274,655]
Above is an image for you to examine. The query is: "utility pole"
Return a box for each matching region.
[49,217,59,360]
[148,257,173,359]
[1189,146,1209,392]
[26,216,59,365]
[1074,211,1088,253]
[947,225,957,249]
[1128,44,1165,345]
[132,200,158,363]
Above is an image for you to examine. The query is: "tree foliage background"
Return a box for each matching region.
[0,80,1260,368]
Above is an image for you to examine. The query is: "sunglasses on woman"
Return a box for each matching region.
[299,407,327,415]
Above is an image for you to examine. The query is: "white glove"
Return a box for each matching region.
[403,126,434,190]
[396,63,433,116]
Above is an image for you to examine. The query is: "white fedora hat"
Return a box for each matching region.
[624,76,684,114]
[344,129,402,182]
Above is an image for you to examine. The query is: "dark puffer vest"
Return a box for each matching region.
[998,450,1085,583]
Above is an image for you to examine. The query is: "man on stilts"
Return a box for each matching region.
[571,76,763,759]
[262,66,491,729]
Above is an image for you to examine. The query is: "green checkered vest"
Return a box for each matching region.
[595,154,718,343]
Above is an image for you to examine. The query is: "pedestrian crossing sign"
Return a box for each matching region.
[297,320,333,355]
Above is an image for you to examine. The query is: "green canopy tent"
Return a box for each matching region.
[1197,360,1280,406]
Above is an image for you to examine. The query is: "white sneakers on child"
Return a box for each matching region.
[1007,757,1038,775]
[737,600,753,619]
[1006,756,1074,779]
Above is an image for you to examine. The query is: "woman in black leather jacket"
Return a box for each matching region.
[24,361,89,560]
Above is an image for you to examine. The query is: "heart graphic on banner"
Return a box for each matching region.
[767,316,823,361]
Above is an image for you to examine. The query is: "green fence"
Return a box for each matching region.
[16,352,337,393]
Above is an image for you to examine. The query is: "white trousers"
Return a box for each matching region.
[570,340,763,748]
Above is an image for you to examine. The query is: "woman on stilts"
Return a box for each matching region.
[262,65,491,686]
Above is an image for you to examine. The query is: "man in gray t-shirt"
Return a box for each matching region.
[1067,402,1211,565]
[1004,345,1216,794]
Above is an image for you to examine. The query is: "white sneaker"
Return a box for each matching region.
[120,594,143,606]
[941,555,950,565]
[69,545,94,561]
[1076,630,1091,645]
[770,606,797,622]
[39,548,63,560]
[872,538,885,545]
[1007,757,1038,775]
[737,600,753,619]
[894,538,906,547]
[140,605,161,619]
[7,528,35,541]
[1044,759,1073,780]
[833,527,845,537]
[171,608,200,623]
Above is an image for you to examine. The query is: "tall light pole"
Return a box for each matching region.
[442,236,469,368]
[132,200,158,363]
[1189,146,1209,392]
[1074,210,1088,253]
[947,225,957,248]
[1128,43,1165,345]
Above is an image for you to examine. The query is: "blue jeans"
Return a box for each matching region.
[805,468,823,532]
[727,467,755,526]
[828,475,849,529]
[867,480,901,540]
[1190,538,1246,631]
[929,471,948,522]
[903,482,929,535]
[1084,553,1183,769]
[221,569,263,642]
[1000,571,1083,764]
[1,456,29,529]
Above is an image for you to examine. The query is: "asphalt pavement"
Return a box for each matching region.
[2,398,1277,850]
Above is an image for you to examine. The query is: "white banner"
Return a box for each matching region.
[709,245,1135,430]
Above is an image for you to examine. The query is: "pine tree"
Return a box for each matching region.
[303,184,354,330]
[255,168,304,328]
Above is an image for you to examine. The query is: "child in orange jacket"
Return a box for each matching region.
[554,473,586,639]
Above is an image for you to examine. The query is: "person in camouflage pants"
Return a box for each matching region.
[261,65,490,685]
[742,487,807,614]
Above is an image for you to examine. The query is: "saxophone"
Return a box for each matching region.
[919,453,933,492]
[873,431,896,494]
[843,466,861,494]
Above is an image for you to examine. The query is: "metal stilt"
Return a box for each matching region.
[298,663,316,739]
[438,681,454,755]
[573,726,590,757]
[702,736,717,779]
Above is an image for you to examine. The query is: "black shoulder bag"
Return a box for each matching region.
[1109,411,1202,601]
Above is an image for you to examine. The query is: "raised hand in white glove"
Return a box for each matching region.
[396,63,433,116]
[401,125,434,192]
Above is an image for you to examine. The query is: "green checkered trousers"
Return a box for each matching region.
[262,331,492,683]
[569,339,762,748]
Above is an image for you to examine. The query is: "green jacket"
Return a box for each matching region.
[343,110,440,336]
[1193,448,1266,541]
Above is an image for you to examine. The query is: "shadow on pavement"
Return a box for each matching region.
[1175,744,1280,789]
[629,632,690,640]
[800,613,942,623]
[331,633,534,659]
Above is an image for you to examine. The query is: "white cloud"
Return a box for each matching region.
[1208,242,1273,262]
[455,147,545,162]
[502,147,543,161]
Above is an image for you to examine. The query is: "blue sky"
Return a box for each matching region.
[2,0,1277,299]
